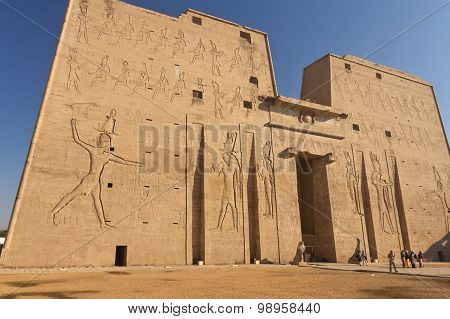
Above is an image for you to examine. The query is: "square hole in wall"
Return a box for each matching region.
[345,63,351,71]
[240,31,252,43]
[193,90,203,100]
[107,183,113,188]
[249,76,259,86]
[376,73,382,79]
[385,130,392,137]
[244,101,253,109]
[352,124,360,131]
[192,16,202,25]
[110,147,115,152]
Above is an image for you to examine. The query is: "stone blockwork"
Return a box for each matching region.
[1,0,448,267]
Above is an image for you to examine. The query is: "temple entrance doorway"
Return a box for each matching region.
[295,154,336,262]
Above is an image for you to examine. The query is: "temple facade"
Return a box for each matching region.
[1,0,448,267]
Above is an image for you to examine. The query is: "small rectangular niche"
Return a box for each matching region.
[345,63,352,71]
[192,16,202,25]
[115,246,127,267]
[243,101,253,109]
[107,183,113,188]
[376,72,382,79]
[146,118,153,122]
[193,90,203,100]
[110,147,115,152]
[249,76,259,86]
[142,221,149,224]
[352,124,360,131]
[385,130,392,138]
[240,31,252,43]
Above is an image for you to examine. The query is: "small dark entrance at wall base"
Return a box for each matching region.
[115,246,127,267]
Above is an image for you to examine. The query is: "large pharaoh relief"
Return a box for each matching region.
[343,151,363,216]
[50,107,141,229]
[257,142,275,219]
[211,132,242,231]
[432,165,450,232]
[369,152,397,235]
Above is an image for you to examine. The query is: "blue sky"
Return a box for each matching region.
[0,0,449,229]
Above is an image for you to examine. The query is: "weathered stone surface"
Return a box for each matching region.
[0,0,448,268]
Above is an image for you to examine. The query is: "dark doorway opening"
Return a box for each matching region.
[247,137,261,262]
[296,157,316,261]
[438,251,445,262]
[115,246,127,267]
[295,155,336,262]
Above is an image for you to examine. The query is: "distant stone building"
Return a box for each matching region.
[1,0,448,267]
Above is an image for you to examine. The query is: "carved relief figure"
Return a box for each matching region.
[353,80,365,105]
[212,81,225,119]
[210,40,224,76]
[258,52,268,75]
[334,73,353,103]
[170,72,186,102]
[258,142,275,218]
[132,63,150,96]
[212,132,242,231]
[77,0,91,44]
[153,27,168,54]
[370,152,395,234]
[229,48,242,72]
[191,38,205,63]
[66,48,83,93]
[409,95,423,120]
[245,47,257,74]
[51,118,140,229]
[362,82,373,107]
[90,55,111,87]
[152,67,169,98]
[134,20,152,48]
[171,31,186,58]
[96,109,117,135]
[344,151,363,216]
[113,60,130,92]
[433,166,450,231]
[96,8,117,40]
[116,15,134,46]
[230,86,242,113]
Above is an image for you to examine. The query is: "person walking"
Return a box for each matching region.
[388,250,398,273]
[356,250,362,266]
[400,249,406,268]
[361,250,368,266]
[418,251,424,268]
[410,250,417,268]
[405,250,410,268]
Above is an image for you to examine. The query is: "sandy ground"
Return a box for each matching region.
[0,265,449,299]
